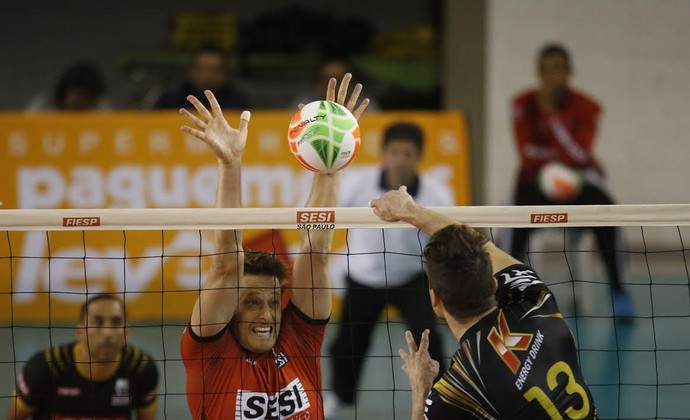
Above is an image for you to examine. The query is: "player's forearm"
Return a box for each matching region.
[399,202,456,237]
[213,160,243,272]
[301,172,341,251]
[409,387,430,420]
[401,203,520,274]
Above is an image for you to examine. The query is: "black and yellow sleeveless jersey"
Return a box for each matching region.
[426,264,597,419]
[16,341,158,420]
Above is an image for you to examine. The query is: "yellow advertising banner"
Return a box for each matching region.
[0,111,470,323]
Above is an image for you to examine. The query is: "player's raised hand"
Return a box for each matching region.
[326,73,369,120]
[370,186,416,222]
[179,90,250,165]
[399,330,440,392]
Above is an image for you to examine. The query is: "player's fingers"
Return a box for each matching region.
[238,110,251,134]
[352,98,370,120]
[180,125,207,143]
[337,73,352,105]
[206,90,224,118]
[187,95,213,122]
[405,330,418,354]
[346,83,362,111]
[419,329,430,353]
[326,78,337,102]
[369,198,378,208]
[179,108,207,129]
[398,348,410,361]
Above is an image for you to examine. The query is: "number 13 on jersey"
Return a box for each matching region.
[523,361,596,419]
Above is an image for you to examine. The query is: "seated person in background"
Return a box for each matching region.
[291,57,380,110]
[178,74,368,419]
[154,46,250,110]
[26,61,111,111]
[506,42,633,318]
[9,294,159,420]
[371,187,598,419]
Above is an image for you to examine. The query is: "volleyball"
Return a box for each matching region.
[538,162,583,202]
[288,100,361,173]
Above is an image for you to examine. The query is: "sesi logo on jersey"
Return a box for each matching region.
[235,378,310,419]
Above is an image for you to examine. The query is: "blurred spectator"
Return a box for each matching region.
[291,58,380,110]
[26,61,111,111]
[154,46,249,110]
[505,43,634,318]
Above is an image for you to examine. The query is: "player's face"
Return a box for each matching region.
[539,54,570,94]
[190,52,226,91]
[231,275,282,354]
[77,300,127,363]
[382,139,421,187]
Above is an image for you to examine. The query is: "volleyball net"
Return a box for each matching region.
[1,204,689,419]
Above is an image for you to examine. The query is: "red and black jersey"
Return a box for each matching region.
[512,89,602,186]
[15,342,158,420]
[181,302,327,420]
[424,265,597,419]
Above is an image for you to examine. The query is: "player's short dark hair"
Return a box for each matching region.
[423,224,496,318]
[382,122,424,153]
[192,45,226,61]
[538,43,572,72]
[244,251,289,293]
[55,62,105,105]
[78,294,126,323]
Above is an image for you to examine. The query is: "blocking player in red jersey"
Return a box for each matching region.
[507,43,633,318]
[178,75,368,420]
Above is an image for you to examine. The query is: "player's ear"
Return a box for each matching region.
[492,278,498,294]
[76,321,85,341]
[428,288,445,320]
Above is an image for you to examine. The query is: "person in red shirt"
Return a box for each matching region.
[507,43,633,318]
[178,75,369,420]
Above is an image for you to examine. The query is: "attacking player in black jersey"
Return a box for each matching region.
[370,186,597,420]
[8,294,159,420]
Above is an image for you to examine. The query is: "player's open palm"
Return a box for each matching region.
[179,90,250,164]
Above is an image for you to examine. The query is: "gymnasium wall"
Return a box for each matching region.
[485,0,690,207]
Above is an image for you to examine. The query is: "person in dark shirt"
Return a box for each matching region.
[154,46,250,110]
[507,43,633,318]
[370,186,597,419]
[9,294,158,420]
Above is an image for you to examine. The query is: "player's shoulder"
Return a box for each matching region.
[512,88,538,106]
[34,342,77,378]
[122,344,157,376]
[494,264,550,297]
[568,89,602,113]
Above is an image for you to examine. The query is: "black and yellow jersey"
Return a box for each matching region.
[426,264,597,419]
[15,342,158,420]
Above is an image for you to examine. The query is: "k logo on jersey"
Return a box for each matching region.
[487,310,533,374]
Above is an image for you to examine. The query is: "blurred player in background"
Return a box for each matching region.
[505,43,633,318]
[9,294,159,420]
[179,74,368,419]
[324,122,450,417]
[291,58,380,111]
[155,46,250,110]
[26,61,111,111]
[371,187,597,419]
